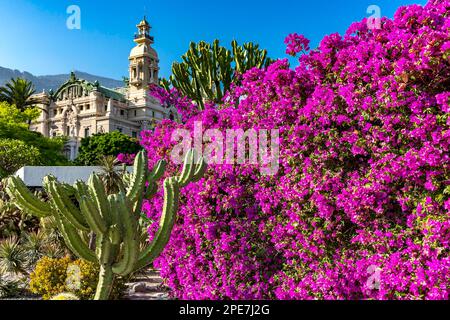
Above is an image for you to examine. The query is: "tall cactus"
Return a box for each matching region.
[4,149,206,300]
[166,40,273,110]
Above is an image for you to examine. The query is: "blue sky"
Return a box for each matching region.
[0,0,427,80]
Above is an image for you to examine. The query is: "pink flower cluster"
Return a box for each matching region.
[116,153,136,165]
[141,0,450,300]
[285,33,310,57]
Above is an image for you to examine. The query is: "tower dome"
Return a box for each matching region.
[129,17,160,89]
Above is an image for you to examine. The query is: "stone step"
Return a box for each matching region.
[123,269,171,300]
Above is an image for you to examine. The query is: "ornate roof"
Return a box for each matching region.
[51,72,126,102]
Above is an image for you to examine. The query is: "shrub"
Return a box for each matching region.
[29,256,71,299]
[74,131,141,166]
[0,139,41,175]
[30,256,126,300]
[0,103,69,167]
[141,0,450,300]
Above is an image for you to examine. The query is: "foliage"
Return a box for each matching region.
[141,0,450,300]
[159,40,273,110]
[0,139,41,175]
[97,155,127,195]
[22,231,53,267]
[0,78,36,112]
[0,271,22,298]
[0,181,42,239]
[0,103,68,167]
[0,101,40,124]
[29,256,127,300]
[74,131,141,166]
[0,237,28,275]
[5,149,206,299]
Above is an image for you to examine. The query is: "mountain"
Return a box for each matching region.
[0,66,125,92]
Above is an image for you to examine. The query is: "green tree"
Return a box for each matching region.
[0,101,40,124]
[74,131,141,166]
[0,78,36,112]
[162,40,273,110]
[0,103,68,167]
[0,139,41,176]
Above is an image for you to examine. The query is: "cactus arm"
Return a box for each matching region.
[176,150,196,187]
[74,180,108,234]
[134,177,180,271]
[5,176,51,217]
[109,224,121,245]
[107,195,123,245]
[148,160,167,181]
[54,212,97,263]
[126,151,148,203]
[79,196,108,235]
[191,157,207,182]
[97,233,113,266]
[88,174,111,226]
[112,194,139,276]
[144,182,158,199]
[177,150,207,187]
[47,181,89,232]
[73,180,89,201]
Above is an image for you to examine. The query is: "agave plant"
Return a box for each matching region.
[0,271,22,298]
[0,237,28,275]
[22,231,49,268]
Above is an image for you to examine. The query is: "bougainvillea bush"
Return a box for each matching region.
[140,0,450,300]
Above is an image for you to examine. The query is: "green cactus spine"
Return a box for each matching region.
[5,149,206,300]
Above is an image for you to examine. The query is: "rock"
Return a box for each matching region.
[130,282,148,293]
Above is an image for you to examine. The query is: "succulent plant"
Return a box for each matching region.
[166,40,273,110]
[4,149,206,299]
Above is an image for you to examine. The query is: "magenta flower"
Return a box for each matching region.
[284,33,310,57]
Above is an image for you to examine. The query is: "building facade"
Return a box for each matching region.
[30,18,178,160]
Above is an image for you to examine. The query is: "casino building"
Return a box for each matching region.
[30,17,179,160]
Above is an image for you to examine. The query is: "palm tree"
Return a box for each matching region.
[98,155,126,195]
[0,78,36,112]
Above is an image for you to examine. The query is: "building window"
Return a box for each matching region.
[132,131,137,138]
[66,126,70,136]
[86,104,90,110]
[84,127,90,138]
[80,106,84,111]
[105,105,108,112]
[134,110,137,117]
[117,127,123,133]
[120,110,125,116]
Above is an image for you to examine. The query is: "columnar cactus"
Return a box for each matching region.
[168,40,273,110]
[4,149,206,300]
